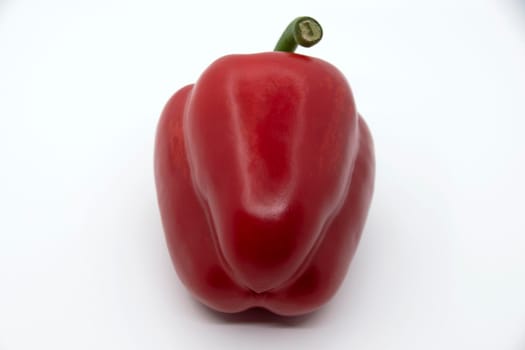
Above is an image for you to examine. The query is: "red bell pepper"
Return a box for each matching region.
[154,17,375,316]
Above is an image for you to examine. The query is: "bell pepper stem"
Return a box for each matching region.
[274,16,323,52]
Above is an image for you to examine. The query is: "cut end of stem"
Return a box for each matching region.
[295,17,323,47]
[274,16,323,53]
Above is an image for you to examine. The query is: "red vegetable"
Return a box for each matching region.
[154,17,375,316]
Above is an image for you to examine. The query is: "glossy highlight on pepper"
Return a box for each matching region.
[154,16,375,316]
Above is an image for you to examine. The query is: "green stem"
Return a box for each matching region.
[274,16,323,52]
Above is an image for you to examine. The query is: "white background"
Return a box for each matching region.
[1,0,525,349]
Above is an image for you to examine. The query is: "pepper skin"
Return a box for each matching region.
[154,19,374,316]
